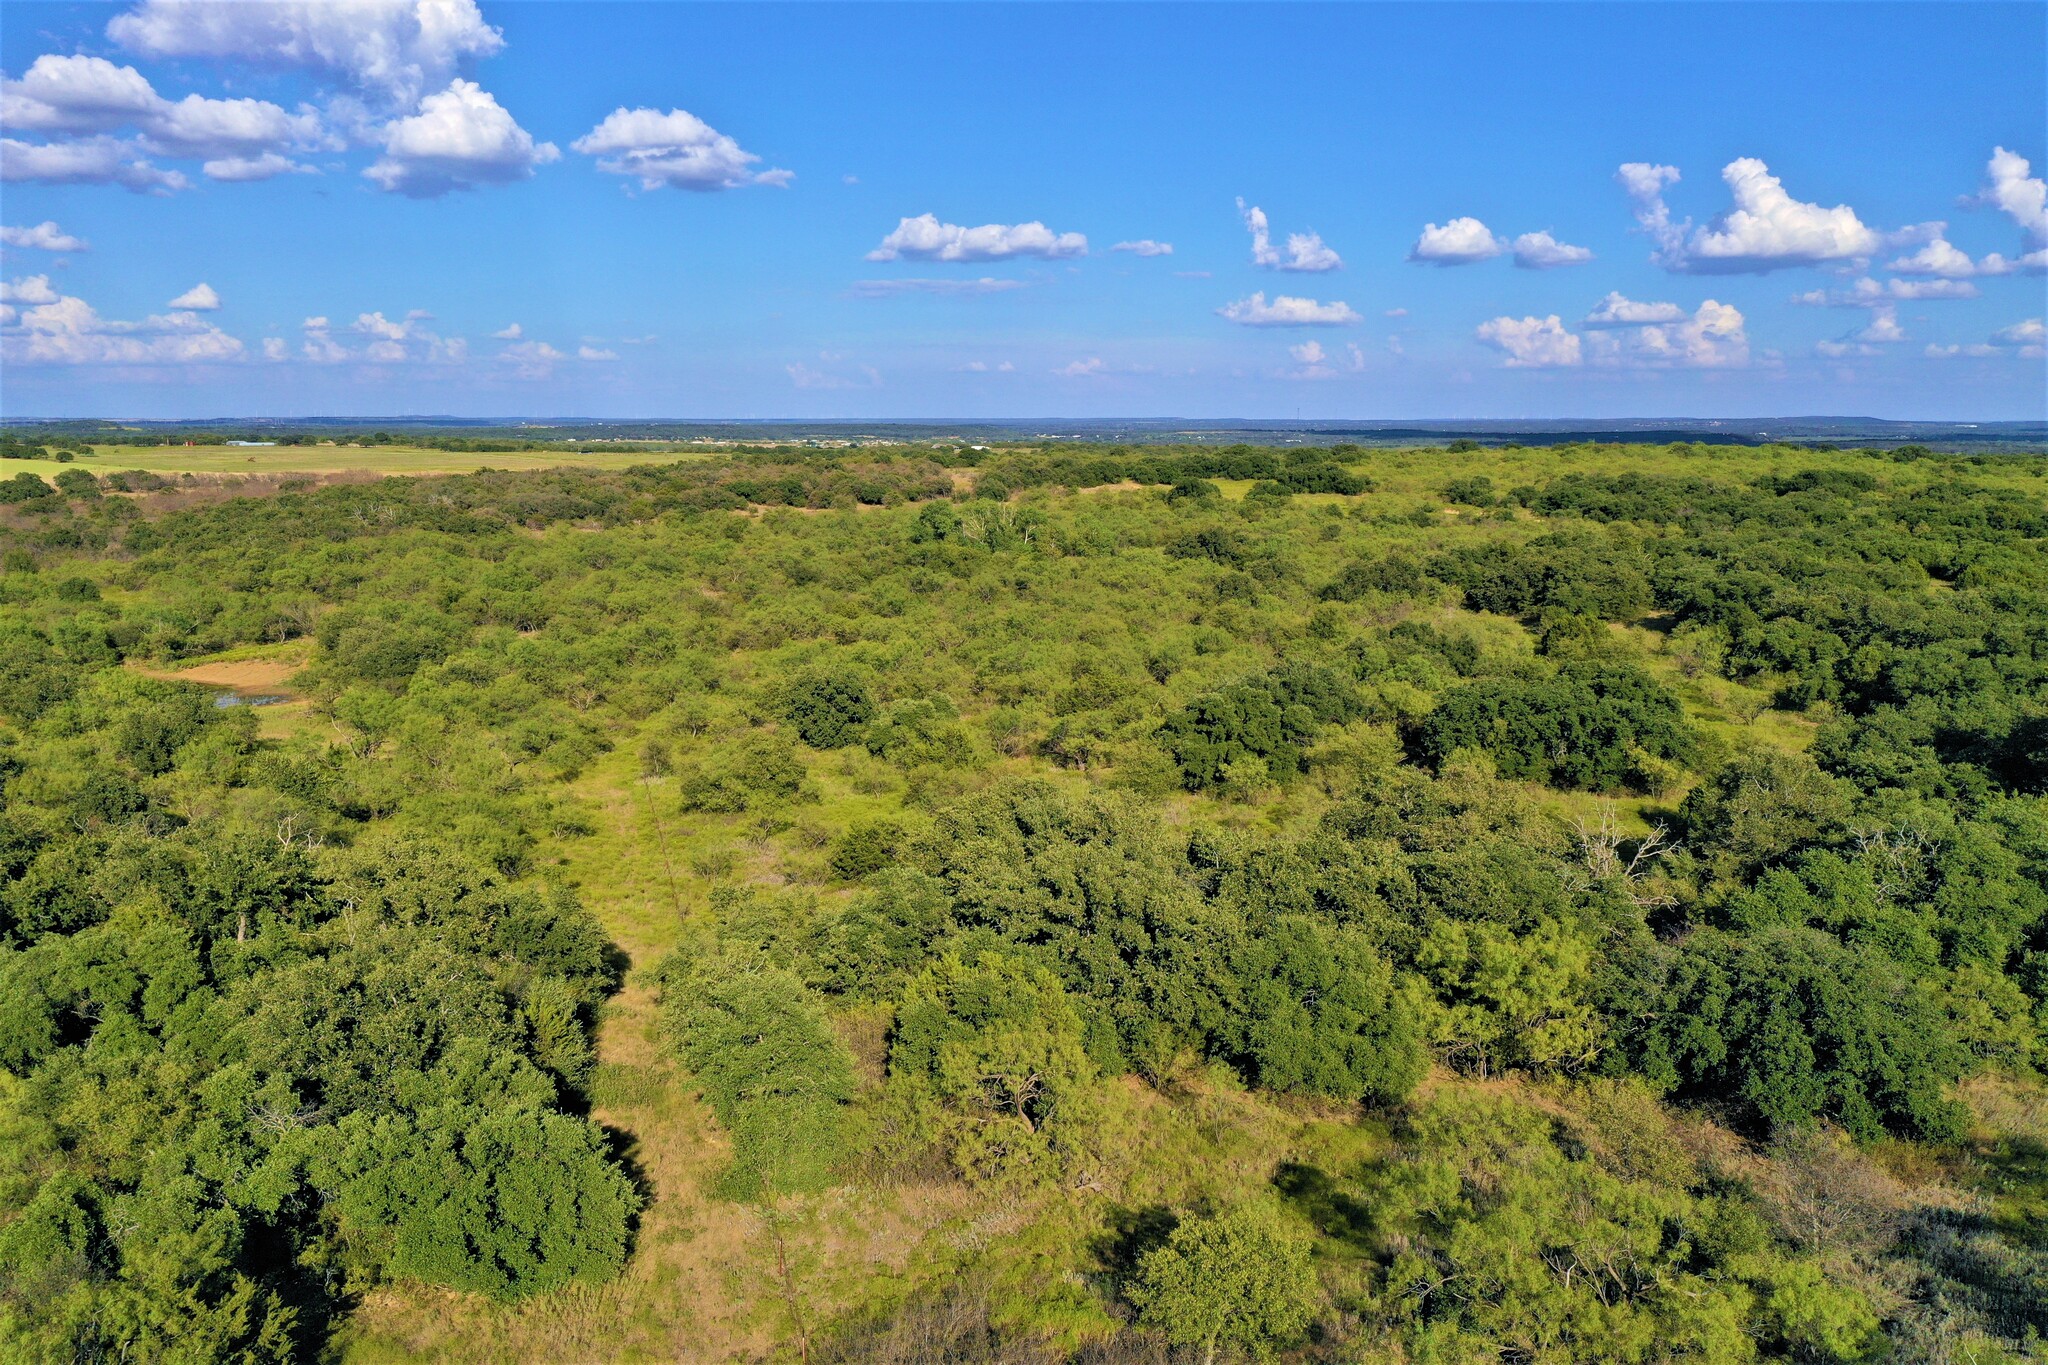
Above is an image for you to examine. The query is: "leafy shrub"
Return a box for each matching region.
[776,668,874,748]
[1418,663,1696,792]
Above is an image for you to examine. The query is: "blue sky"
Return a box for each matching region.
[3,1,2044,420]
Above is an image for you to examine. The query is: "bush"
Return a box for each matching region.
[661,962,855,1197]
[776,668,874,749]
[1417,664,1696,792]
[1125,1202,1320,1362]
[677,732,817,811]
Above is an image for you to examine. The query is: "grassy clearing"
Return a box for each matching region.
[1,443,714,481]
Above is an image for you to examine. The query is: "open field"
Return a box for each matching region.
[0,442,715,481]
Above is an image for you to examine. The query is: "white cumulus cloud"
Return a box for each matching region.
[1583,292,1686,326]
[1475,314,1581,367]
[0,281,243,364]
[1,220,87,251]
[578,345,617,361]
[1926,318,2045,360]
[108,0,504,108]
[168,281,218,310]
[1,274,60,304]
[204,152,312,182]
[1852,306,1906,343]
[1288,340,1326,364]
[2,134,187,193]
[1238,200,1342,272]
[1888,230,2045,278]
[1511,230,1594,269]
[1112,239,1172,256]
[1216,291,1361,326]
[866,214,1085,262]
[571,106,788,191]
[1410,216,1505,265]
[1794,276,1979,306]
[1589,299,1748,368]
[363,79,557,197]
[1978,147,2047,245]
[491,322,521,339]
[1622,157,1879,273]
[1,54,327,180]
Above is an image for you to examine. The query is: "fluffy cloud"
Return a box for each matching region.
[578,345,616,361]
[1,55,159,133]
[866,214,1085,262]
[168,282,218,310]
[571,106,788,191]
[293,308,464,364]
[352,310,410,340]
[1215,291,1361,326]
[1487,298,1747,368]
[1621,157,1879,273]
[1,220,87,251]
[491,322,521,339]
[1819,306,1907,352]
[848,277,1026,298]
[1239,200,1342,272]
[1054,357,1106,377]
[0,275,60,304]
[1926,318,2045,360]
[1978,147,2046,244]
[363,79,556,197]
[1888,235,1978,277]
[1793,276,1979,306]
[300,315,347,363]
[1409,217,1504,265]
[1590,299,1748,368]
[1112,239,1172,256]
[1284,339,1342,380]
[1888,231,2045,278]
[1475,314,1580,367]
[1511,230,1594,269]
[0,54,326,180]
[1,134,187,193]
[1583,292,1686,326]
[0,281,242,364]
[108,0,504,108]
[204,152,313,182]
[1407,218,1589,268]
[261,336,287,360]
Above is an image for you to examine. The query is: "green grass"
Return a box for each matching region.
[1,442,715,481]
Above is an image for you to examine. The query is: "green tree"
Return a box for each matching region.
[889,950,1093,1180]
[1126,1202,1320,1365]
[661,961,854,1198]
[776,669,875,749]
[1230,916,1424,1103]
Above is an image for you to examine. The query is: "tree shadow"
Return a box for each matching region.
[1089,1204,1180,1285]
[598,1120,655,1249]
[1272,1161,1375,1249]
[1898,1195,2048,1340]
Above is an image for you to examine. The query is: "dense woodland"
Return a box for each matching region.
[0,439,2043,1364]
